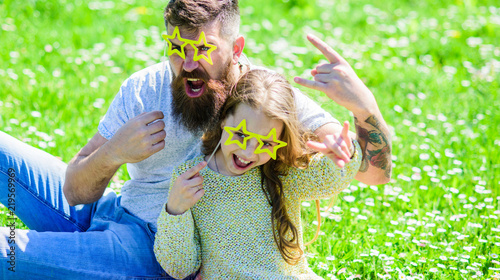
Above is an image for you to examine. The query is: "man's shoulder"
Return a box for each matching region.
[117,62,172,102]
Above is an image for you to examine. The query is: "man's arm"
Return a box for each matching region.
[295,34,391,185]
[63,111,166,206]
[352,111,391,184]
[63,133,118,206]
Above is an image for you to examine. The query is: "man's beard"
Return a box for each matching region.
[171,60,234,132]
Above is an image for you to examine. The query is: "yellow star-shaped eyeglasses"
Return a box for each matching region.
[161,26,217,65]
[223,119,288,160]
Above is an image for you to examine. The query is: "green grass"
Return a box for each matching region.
[1,0,499,278]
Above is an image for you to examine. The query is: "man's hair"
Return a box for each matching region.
[164,0,240,41]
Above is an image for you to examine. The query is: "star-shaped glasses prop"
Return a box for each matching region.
[223,119,288,160]
[161,26,217,65]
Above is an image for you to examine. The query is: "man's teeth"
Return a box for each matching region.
[187,78,200,81]
[236,155,251,165]
[192,88,201,92]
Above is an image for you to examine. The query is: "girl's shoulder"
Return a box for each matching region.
[282,153,326,173]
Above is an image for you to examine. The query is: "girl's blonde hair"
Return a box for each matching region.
[202,69,318,264]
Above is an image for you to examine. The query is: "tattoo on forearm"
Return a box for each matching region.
[354,115,392,178]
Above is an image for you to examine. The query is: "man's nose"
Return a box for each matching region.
[183,50,199,72]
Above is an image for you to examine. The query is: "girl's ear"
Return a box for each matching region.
[220,119,227,130]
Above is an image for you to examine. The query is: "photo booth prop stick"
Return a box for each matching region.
[162,26,217,65]
[223,119,287,160]
[205,138,222,168]
[157,40,168,112]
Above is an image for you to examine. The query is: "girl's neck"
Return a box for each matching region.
[206,150,224,175]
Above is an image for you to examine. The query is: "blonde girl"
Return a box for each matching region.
[154,69,362,279]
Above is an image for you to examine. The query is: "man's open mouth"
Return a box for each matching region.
[184,78,206,98]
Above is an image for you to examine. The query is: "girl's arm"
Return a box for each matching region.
[154,207,201,279]
[153,167,202,279]
[283,122,362,201]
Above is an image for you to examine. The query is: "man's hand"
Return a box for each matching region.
[105,111,166,165]
[307,121,353,168]
[167,161,207,215]
[294,34,378,115]
[64,111,166,206]
[296,34,392,184]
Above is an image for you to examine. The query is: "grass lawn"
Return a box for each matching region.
[1,0,499,278]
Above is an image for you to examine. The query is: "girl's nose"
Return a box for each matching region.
[242,139,258,158]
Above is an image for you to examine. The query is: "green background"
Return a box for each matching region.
[1,0,499,278]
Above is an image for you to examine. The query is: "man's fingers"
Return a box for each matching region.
[314,73,337,83]
[150,140,165,154]
[146,130,166,155]
[294,77,325,91]
[147,119,166,133]
[141,110,165,124]
[306,34,343,65]
[150,129,167,144]
[181,161,207,179]
[316,63,337,73]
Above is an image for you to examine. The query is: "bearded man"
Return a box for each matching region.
[0,0,391,278]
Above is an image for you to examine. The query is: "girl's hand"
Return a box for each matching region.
[166,161,207,215]
[306,121,353,168]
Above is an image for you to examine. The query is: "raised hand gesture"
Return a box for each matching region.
[294,34,377,115]
[306,121,353,168]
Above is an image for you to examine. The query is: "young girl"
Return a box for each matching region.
[154,69,362,279]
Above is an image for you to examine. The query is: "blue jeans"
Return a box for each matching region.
[0,132,194,280]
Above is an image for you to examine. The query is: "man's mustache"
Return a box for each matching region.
[176,69,210,83]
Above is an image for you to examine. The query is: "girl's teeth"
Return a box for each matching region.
[237,155,250,164]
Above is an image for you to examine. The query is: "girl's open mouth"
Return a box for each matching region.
[233,154,253,170]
